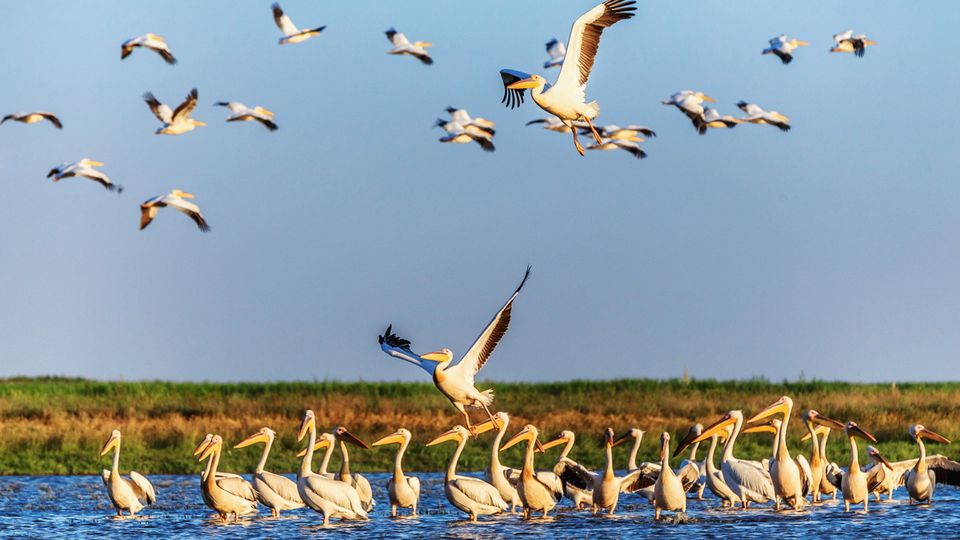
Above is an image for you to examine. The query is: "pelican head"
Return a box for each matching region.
[334,426,369,449]
[678,410,741,454]
[198,435,223,462]
[844,421,877,443]
[193,433,214,456]
[866,445,894,469]
[674,423,704,452]
[614,427,645,447]
[500,424,540,452]
[807,410,845,432]
[909,424,951,444]
[235,427,276,449]
[659,431,671,461]
[99,429,122,456]
[507,74,547,90]
[296,432,334,458]
[422,348,453,362]
[694,91,716,103]
[372,428,412,448]
[426,425,471,446]
[298,410,317,442]
[171,189,195,199]
[748,395,793,424]
[541,429,575,451]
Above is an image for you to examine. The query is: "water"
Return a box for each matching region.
[2,473,959,538]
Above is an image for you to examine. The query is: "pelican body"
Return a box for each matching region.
[197,435,259,520]
[831,30,877,57]
[234,427,304,517]
[47,158,120,192]
[272,3,325,45]
[653,432,686,519]
[215,102,277,131]
[140,189,210,232]
[385,28,433,64]
[501,424,562,518]
[2,111,61,129]
[99,430,156,516]
[904,424,952,504]
[332,426,375,512]
[427,423,508,521]
[748,396,805,510]
[484,412,522,512]
[121,34,176,64]
[295,410,368,525]
[372,428,421,516]
[144,88,204,135]
[762,34,808,64]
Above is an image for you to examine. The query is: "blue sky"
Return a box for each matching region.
[1,1,958,382]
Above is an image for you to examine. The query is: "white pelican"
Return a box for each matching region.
[385,28,433,65]
[810,416,880,513]
[611,428,659,501]
[541,430,592,509]
[802,424,841,501]
[233,427,305,517]
[332,426,375,512]
[427,423,508,521]
[526,117,573,133]
[762,34,808,65]
[554,428,647,515]
[140,190,210,232]
[197,435,259,520]
[661,91,714,135]
[47,159,121,192]
[676,424,706,499]
[214,102,277,131]
[121,34,176,65]
[144,88,205,135]
[272,3,325,45]
[831,30,877,57]
[378,267,530,432]
[435,118,495,140]
[586,138,646,159]
[372,428,420,517]
[296,410,368,525]
[99,430,156,517]
[702,108,740,130]
[747,396,808,510]
[903,424,959,504]
[436,121,495,152]
[446,107,496,130]
[2,111,61,129]
[736,101,791,131]
[484,412,522,512]
[193,434,257,516]
[653,432,687,520]
[500,0,637,155]
[500,424,563,518]
[591,123,656,140]
[864,445,897,502]
[543,38,566,69]
[701,426,738,507]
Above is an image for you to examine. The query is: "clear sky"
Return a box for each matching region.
[1,1,958,383]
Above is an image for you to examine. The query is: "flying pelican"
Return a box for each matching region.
[543,38,566,69]
[586,138,646,159]
[99,430,156,517]
[541,430,592,509]
[427,422,508,521]
[435,117,495,140]
[2,111,61,129]
[193,434,257,516]
[121,34,176,65]
[747,396,808,510]
[233,427,305,517]
[500,0,637,156]
[591,123,656,139]
[197,435,259,520]
[736,101,791,131]
[378,267,530,432]
[864,445,897,502]
[662,91,714,135]
[143,88,204,135]
[385,28,433,65]
[831,30,877,57]
[500,424,563,518]
[47,159,121,192]
[140,190,210,232]
[702,108,740,130]
[653,432,687,520]
[903,424,959,504]
[446,107,496,129]
[332,426,375,512]
[526,117,574,133]
[372,428,420,517]
[295,410,368,525]
[436,121,495,152]
[762,34,809,64]
[272,3,325,45]
[484,412,522,512]
[554,428,647,515]
[214,102,278,131]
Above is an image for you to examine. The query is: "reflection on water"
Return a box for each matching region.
[0,473,958,538]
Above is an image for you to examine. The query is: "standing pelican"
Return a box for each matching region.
[214,102,278,131]
[99,430,156,517]
[541,430,592,509]
[295,410,368,525]
[272,3,325,45]
[701,425,737,507]
[831,30,877,57]
[193,434,257,515]
[903,424,958,504]
[662,91,714,134]
[333,426,375,512]
[500,424,563,518]
[2,111,61,129]
[378,267,530,432]
[385,28,433,65]
[747,396,806,510]
[372,428,420,517]
[121,34,176,65]
[801,411,830,503]
[484,412,522,512]
[802,424,841,501]
[555,428,646,515]
[736,101,791,131]
[47,159,121,192]
[140,190,210,232]
[197,435,259,520]
[233,427,304,517]
[810,416,880,513]
[500,0,637,155]
[762,34,808,64]
[865,445,897,502]
[427,423,508,521]
[543,38,566,69]
[653,432,687,520]
[143,88,204,135]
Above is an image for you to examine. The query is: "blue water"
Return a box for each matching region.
[1,473,959,538]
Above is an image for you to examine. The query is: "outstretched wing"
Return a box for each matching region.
[127,472,157,504]
[500,69,531,109]
[172,88,199,123]
[554,457,597,491]
[143,92,172,123]
[272,3,299,36]
[385,28,410,47]
[38,112,63,129]
[167,195,210,232]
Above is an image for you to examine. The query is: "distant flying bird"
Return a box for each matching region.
[436,121,495,152]
[543,38,566,69]
[526,117,573,133]
[140,189,210,232]
[143,88,205,135]
[702,108,740,130]
[662,91,715,135]
[588,123,656,140]
[762,34,809,65]
[446,107,496,134]
[215,102,278,131]
[272,3,325,45]
[385,28,433,65]
[47,159,121,192]
[1,111,62,129]
[120,33,176,65]
[435,118,493,139]
[831,30,876,57]
[737,101,791,131]
[586,138,646,159]
[500,0,637,156]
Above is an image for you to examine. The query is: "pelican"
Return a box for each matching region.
[120,34,176,65]
[701,425,738,507]
[484,412,522,512]
[99,430,156,516]
[661,91,714,135]
[540,430,592,509]
[143,88,204,135]
[272,3,325,45]
[197,435,259,520]
[500,0,637,156]
[591,123,656,140]
[865,445,897,502]
[214,102,278,131]
[802,424,841,501]
[372,428,420,517]
[500,424,563,518]
[800,412,830,503]
[903,424,959,504]
[2,111,61,129]
[47,159,121,192]
[526,117,573,133]
[747,396,808,510]
[543,38,566,69]
[676,424,707,499]
[295,410,368,525]
[140,190,210,232]
[297,431,338,479]
[436,121,495,152]
[652,432,687,520]
[445,107,496,135]
[831,30,877,57]
[435,117,495,140]
[586,138,646,159]
[193,434,257,516]
[555,428,647,515]
[702,108,740,130]
[762,34,808,64]
[385,28,433,65]
[427,423,508,521]
[809,416,880,513]
[233,427,304,517]
[332,426,375,512]
[378,267,530,432]
[736,101,791,131]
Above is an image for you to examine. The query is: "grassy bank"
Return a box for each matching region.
[1,377,958,476]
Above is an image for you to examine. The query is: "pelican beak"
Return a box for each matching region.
[372,431,406,447]
[194,121,206,126]
[296,438,330,458]
[99,434,118,456]
[540,433,571,451]
[919,428,952,444]
[473,417,501,435]
[179,192,196,199]
[500,427,532,452]
[338,428,369,449]
[796,40,810,47]
[611,431,633,448]
[742,422,778,435]
[417,42,433,48]
[421,350,450,361]
[298,415,315,442]
[864,39,877,46]
[674,428,703,455]
[507,77,541,90]
[198,439,219,462]
[90,160,105,167]
[426,427,462,447]
[701,95,716,103]
[811,414,846,432]
[534,439,546,453]
[848,424,878,443]
[193,437,211,456]
[747,398,789,425]
[234,431,269,449]
[870,448,894,469]
[692,414,736,446]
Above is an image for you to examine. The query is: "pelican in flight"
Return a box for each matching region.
[332,426,375,512]
[197,435,259,520]
[662,91,714,135]
[140,190,210,232]
[372,428,420,517]
[903,424,958,504]
[526,117,573,133]
[500,424,563,518]
[446,107,496,133]
[737,101,791,131]
[747,397,811,510]
[121,34,176,65]
[99,430,156,516]
[427,422,508,521]
[386,28,433,65]
[543,38,566,69]
[554,428,647,515]
[500,0,637,156]
[143,88,204,135]
[272,3,325,45]
[702,108,740,130]
[592,123,655,139]
[484,412,522,512]
[435,117,495,141]
[47,159,121,192]
[2,111,61,129]
[233,427,304,517]
[831,30,877,57]
[586,138,646,159]
[214,102,278,131]
[762,34,808,64]
[378,266,530,432]
[296,410,368,525]
[436,121,495,152]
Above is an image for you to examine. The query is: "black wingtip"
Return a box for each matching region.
[516,266,532,294]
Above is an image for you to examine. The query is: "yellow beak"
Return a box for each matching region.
[795,40,810,47]
[193,437,211,456]
[296,438,330,458]
[742,422,778,435]
[426,427,462,447]
[234,431,269,449]
[691,414,736,446]
[194,121,206,127]
[747,399,789,425]
[90,160,105,167]
[500,428,533,452]
[473,417,501,435]
[372,432,406,447]
[99,435,118,456]
[421,350,450,361]
[507,77,541,90]
[919,428,951,444]
[198,440,219,462]
[540,435,570,451]
[298,415,315,441]
[700,95,716,103]
[800,425,829,442]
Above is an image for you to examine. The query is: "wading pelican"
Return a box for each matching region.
[676,424,706,499]
[214,102,278,131]
[586,138,646,159]
[372,428,420,517]
[500,424,563,518]
[702,108,740,130]
[702,425,737,507]
[653,432,686,520]
[333,426,375,512]
[762,34,808,64]
[140,190,210,232]
[197,435,259,520]
[541,430,592,509]
[2,111,61,129]
[736,101,791,131]
[662,91,714,135]
[903,424,958,504]
[296,410,368,525]
[144,88,204,135]
[864,446,897,502]
[435,121,495,152]
[831,30,877,57]
[233,427,305,517]
[378,267,530,432]
[745,419,813,502]
[427,422,508,521]
[555,428,647,515]
[99,430,156,516]
[484,412,522,512]
[194,434,257,515]
[802,424,840,501]
[500,0,637,156]
[121,34,176,64]
[811,416,879,513]
[47,159,121,192]
[747,396,807,510]
[543,38,566,69]
[385,28,433,65]
[612,427,658,502]
[272,3,325,45]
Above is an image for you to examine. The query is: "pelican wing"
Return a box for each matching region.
[407,476,421,498]
[452,476,507,508]
[385,28,411,47]
[866,463,887,493]
[166,195,210,232]
[619,467,655,492]
[546,38,566,59]
[927,455,960,486]
[39,113,62,129]
[171,88,199,123]
[76,168,117,191]
[533,471,565,501]
[101,469,111,485]
[725,459,775,500]
[140,203,160,230]
[611,139,646,159]
[500,69,532,109]
[554,457,597,491]
[677,460,701,491]
[127,472,157,504]
[143,92,172,123]
[216,476,257,502]
[215,101,246,114]
[272,3,299,36]
[258,471,304,505]
[795,454,813,496]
